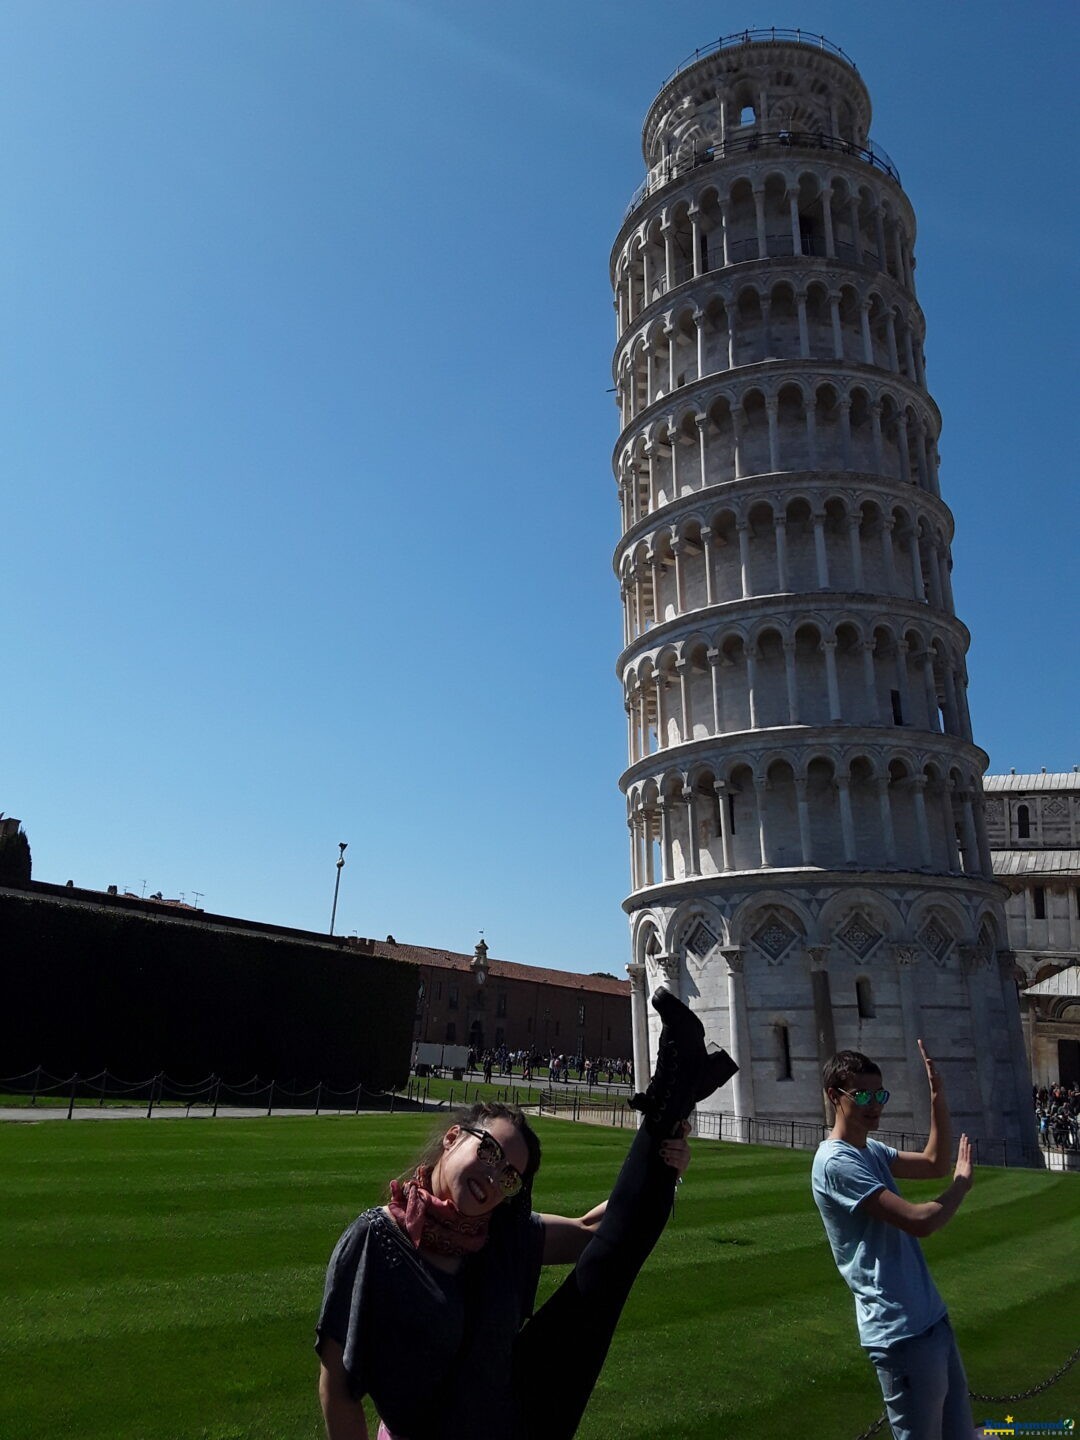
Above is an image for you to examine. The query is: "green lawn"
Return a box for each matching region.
[0,1115,1076,1439]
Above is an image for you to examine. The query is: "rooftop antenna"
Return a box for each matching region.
[192,891,204,910]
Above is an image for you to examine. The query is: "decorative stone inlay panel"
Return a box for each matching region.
[1043,797,1068,818]
[837,911,883,960]
[919,917,953,966]
[752,914,799,963]
[983,798,1004,822]
[686,919,719,959]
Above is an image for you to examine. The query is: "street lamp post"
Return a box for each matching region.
[329,843,348,935]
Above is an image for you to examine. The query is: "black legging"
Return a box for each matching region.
[511,1123,677,1438]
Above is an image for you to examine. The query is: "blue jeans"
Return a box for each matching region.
[866,1315,974,1440]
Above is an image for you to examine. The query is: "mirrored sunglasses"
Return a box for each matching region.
[838,1087,890,1107]
[460,1125,525,1197]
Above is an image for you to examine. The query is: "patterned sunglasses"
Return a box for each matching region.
[460,1125,525,1196]
[836,1087,890,1107]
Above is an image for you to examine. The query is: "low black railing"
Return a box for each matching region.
[625,129,900,222]
[654,30,859,97]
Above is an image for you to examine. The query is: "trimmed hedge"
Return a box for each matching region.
[0,892,416,1089]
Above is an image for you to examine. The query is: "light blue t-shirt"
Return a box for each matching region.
[811,1137,945,1349]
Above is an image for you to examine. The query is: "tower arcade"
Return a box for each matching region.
[610,31,1032,1146]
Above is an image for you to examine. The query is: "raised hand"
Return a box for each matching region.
[917,1038,942,1099]
[953,1132,973,1189]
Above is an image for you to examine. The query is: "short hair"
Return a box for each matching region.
[822,1050,881,1095]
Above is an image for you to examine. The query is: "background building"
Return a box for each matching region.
[394,938,631,1060]
[985,771,1080,1086]
[610,30,1033,1147]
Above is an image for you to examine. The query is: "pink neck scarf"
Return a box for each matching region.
[387,1165,490,1257]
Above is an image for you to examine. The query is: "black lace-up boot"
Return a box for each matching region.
[628,987,737,1136]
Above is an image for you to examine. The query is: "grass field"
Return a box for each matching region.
[1,1114,1076,1439]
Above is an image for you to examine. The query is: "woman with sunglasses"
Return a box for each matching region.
[316,988,736,1439]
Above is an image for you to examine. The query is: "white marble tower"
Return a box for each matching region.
[611,30,1033,1150]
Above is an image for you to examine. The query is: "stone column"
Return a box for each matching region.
[753,187,768,259]
[626,960,651,1094]
[774,514,790,590]
[658,797,674,882]
[737,520,752,597]
[628,814,639,890]
[652,671,666,749]
[836,775,856,862]
[878,773,898,863]
[721,948,756,1120]
[714,779,734,871]
[643,806,656,885]
[745,643,759,728]
[921,651,940,731]
[942,787,961,872]
[732,408,745,481]
[696,413,709,490]
[805,399,819,468]
[997,948,1038,1149]
[690,209,702,278]
[861,639,880,723]
[675,657,692,741]
[885,312,899,372]
[821,185,835,258]
[908,529,925,600]
[895,640,913,724]
[896,413,911,484]
[668,427,681,497]
[822,638,842,721]
[894,945,930,1135]
[719,199,731,266]
[848,195,863,263]
[783,638,799,723]
[958,791,980,875]
[806,946,837,1121]
[912,776,932,867]
[870,402,885,474]
[694,310,706,380]
[708,648,722,734]
[838,397,852,468]
[700,528,717,605]
[873,207,887,271]
[830,292,844,359]
[812,510,830,588]
[881,519,899,592]
[859,300,874,364]
[754,775,770,866]
[848,514,865,589]
[796,288,810,357]
[766,396,780,472]
[683,784,700,876]
[795,776,813,863]
[788,190,802,255]
[661,224,674,294]
[671,538,687,612]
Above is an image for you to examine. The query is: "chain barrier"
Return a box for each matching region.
[850,1342,1080,1440]
[969,1339,1080,1404]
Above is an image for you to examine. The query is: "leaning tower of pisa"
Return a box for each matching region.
[611,30,1033,1149]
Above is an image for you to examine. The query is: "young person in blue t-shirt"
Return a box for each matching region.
[811,1042,977,1440]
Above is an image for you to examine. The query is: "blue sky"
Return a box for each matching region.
[3,1,1077,973]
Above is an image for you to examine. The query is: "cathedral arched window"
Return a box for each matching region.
[1017,804,1031,839]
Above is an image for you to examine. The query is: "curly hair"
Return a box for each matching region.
[821,1050,881,1097]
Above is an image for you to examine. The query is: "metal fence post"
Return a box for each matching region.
[30,1065,41,1107]
[266,1081,274,1117]
[99,1069,109,1107]
[314,1082,322,1116]
[146,1072,158,1120]
[67,1073,79,1120]
[212,1076,221,1117]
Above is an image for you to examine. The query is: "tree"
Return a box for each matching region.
[0,824,32,886]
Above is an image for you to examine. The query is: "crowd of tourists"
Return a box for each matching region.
[1033,1080,1079,1148]
[468,1047,632,1088]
